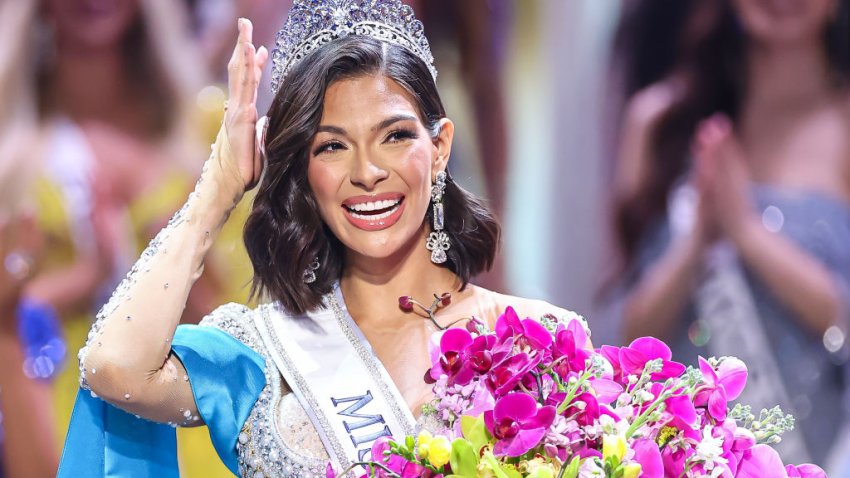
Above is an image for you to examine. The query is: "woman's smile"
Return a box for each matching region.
[342,193,406,231]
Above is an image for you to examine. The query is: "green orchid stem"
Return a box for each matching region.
[405,293,470,331]
[557,370,593,414]
[626,391,672,439]
[482,451,511,478]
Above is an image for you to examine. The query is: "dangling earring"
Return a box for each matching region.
[426,171,450,264]
[302,258,320,284]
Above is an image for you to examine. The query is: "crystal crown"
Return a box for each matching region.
[270,0,437,93]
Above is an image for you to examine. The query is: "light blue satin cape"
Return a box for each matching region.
[57,324,266,477]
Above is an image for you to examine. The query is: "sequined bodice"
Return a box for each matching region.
[201,306,330,477]
[200,305,440,478]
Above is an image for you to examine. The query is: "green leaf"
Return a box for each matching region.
[405,435,415,451]
[449,438,478,478]
[460,415,491,454]
[561,456,581,478]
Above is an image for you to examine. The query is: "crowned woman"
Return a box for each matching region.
[58,1,584,476]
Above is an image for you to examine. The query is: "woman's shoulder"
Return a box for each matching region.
[196,302,266,354]
[476,288,589,333]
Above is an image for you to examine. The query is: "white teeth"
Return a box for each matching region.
[349,203,401,220]
[348,198,400,212]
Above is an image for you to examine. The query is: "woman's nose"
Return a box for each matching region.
[348,153,388,190]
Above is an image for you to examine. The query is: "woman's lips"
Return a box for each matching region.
[342,194,405,231]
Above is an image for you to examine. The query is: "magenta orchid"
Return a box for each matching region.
[696,356,748,422]
[484,393,557,456]
[356,308,818,478]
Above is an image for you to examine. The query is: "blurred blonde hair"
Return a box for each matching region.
[0,0,209,213]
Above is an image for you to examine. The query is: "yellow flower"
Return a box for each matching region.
[623,463,642,478]
[417,430,434,460]
[602,434,627,462]
[427,435,452,468]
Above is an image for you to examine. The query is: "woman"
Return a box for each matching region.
[611,0,850,467]
[59,1,578,476]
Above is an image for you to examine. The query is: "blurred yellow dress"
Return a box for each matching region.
[37,116,255,477]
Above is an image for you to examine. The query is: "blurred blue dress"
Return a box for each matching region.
[629,183,850,466]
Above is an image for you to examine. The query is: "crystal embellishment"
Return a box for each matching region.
[426,171,449,264]
[270,0,437,93]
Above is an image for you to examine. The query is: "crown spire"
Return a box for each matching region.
[270,0,437,94]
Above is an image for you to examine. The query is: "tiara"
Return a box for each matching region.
[270,0,437,93]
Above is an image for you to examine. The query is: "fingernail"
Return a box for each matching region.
[238,18,244,29]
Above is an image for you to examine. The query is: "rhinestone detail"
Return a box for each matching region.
[271,0,437,93]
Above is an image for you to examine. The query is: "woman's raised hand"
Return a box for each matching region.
[215,19,269,199]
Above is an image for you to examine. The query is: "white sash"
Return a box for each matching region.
[253,285,416,474]
[668,182,812,463]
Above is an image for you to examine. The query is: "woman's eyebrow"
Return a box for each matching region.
[372,114,417,132]
[316,124,347,135]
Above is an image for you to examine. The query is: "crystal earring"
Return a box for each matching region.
[426,171,450,264]
[302,258,320,284]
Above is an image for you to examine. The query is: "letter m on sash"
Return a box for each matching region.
[331,391,391,450]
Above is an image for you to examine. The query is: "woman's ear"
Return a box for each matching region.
[432,118,454,178]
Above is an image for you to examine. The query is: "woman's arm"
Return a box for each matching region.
[698,116,844,337]
[0,333,58,478]
[81,19,268,424]
[730,217,844,336]
[614,84,712,342]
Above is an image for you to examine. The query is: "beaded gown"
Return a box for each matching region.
[59,280,580,478]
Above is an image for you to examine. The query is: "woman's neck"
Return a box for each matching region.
[340,229,464,324]
[743,37,834,112]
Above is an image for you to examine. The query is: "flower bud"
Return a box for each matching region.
[398,296,414,311]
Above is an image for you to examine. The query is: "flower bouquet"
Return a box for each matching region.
[329,305,826,478]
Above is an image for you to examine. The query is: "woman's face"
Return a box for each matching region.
[45,0,139,52]
[731,0,837,46]
[307,74,451,262]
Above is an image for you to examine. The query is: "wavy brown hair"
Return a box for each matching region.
[244,36,500,314]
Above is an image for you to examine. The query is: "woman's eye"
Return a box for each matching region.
[385,129,418,143]
[314,141,346,155]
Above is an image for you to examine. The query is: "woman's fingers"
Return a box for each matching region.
[227,19,258,106]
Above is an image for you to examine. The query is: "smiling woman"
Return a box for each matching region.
[245,36,499,314]
[57,2,580,477]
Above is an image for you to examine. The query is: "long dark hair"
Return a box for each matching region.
[244,36,500,314]
[613,0,850,271]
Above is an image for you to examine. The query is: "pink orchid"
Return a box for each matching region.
[786,464,827,478]
[484,350,539,396]
[695,357,748,422]
[495,307,553,353]
[619,337,687,381]
[632,439,664,478]
[661,445,695,478]
[552,326,591,377]
[737,444,788,478]
[645,382,697,428]
[428,328,475,386]
[484,393,556,457]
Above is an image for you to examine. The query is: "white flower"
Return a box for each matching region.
[693,426,728,470]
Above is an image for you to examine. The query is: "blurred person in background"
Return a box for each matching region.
[610,0,850,469]
[0,112,57,478]
[0,0,235,475]
[0,213,57,478]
